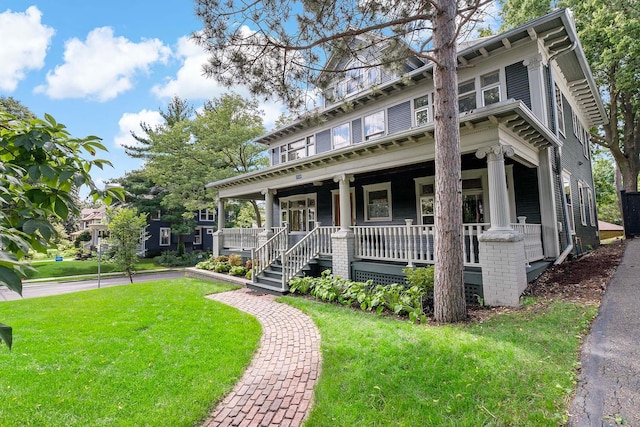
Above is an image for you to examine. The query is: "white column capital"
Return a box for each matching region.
[261,188,277,196]
[522,53,545,70]
[476,144,515,162]
[333,174,354,184]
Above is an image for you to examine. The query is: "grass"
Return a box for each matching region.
[0,279,261,427]
[282,297,597,426]
[24,259,163,280]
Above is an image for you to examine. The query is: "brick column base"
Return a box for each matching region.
[331,230,355,280]
[479,230,527,307]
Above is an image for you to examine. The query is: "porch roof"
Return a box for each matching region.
[206,100,560,199]
[256,9,607,145]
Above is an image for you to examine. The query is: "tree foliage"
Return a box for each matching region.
[0,109,123,349]
[106,206,148,283]
[123,94,267,228]
[193,0,493,322]
[500,0,640,193]
[592,149,622,224]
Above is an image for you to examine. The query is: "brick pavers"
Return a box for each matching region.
[202,288,321,427]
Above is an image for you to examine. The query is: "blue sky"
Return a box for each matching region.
[0,1,287,196]
[1,2,500,199]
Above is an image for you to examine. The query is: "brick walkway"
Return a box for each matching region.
[202,288,322,427]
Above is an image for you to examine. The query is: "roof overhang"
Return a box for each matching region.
[256,8,607,145]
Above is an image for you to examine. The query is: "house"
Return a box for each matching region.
[141,209,218,257]
[205,9,607,306]
[71,206,108,249]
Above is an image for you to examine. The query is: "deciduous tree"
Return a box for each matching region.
[107,206,149,283]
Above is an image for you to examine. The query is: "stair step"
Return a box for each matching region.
[247,281,287,295]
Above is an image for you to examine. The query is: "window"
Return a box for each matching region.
[194,227,202,245]
[462,178,485,223]
[414,93,433,126]
[364,111,385,140]
[330,61,381,101]
[458,79,476,113]
[563,172,575,234]
[279,194,316,232]
[481,71,500,106]
[578,181,587,226]
[199,209,215,222]
[583,128,590,159]
[555,84,565,136]
[280,136,315,162]
[160,227,171,246]
[587,187,596,226]
[332,123,351,149]
[364,182,392,222]
[416,178,435,224]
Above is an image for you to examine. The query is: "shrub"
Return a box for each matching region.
[214,255,229,263]
[245,269,252,280]
[229,265,247,276]
[214,262,231,273]
[228,253,243,267]
[403,266,435,293]
[154,251,203,267]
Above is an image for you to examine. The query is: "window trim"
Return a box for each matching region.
[578,181,587,226]
[194,227,202,245]
[199,209,215,222]
[159,227,171,246]
[555,84,565,136]
[562,171,575,234]
[480,70,501,107]
[280,135,315,163]
[363,182,392,222]
[587,187,596,227]
[413,93,433,127]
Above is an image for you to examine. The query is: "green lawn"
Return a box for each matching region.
[25,259,162,279]
[0,279,261,427]
[282,297,596,426]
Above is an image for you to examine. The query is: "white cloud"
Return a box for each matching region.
[0,6,54,92]
[114,109,164,149]
[152,35,286,130]
[35,27,171,101]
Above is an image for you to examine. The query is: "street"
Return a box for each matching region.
[0,270,186,301]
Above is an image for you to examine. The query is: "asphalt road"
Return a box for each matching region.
[0,270,186,301]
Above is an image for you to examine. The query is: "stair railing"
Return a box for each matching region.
[281,224,338,290]
[251,225,289,283]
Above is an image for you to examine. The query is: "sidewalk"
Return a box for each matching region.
[569,238,640,426]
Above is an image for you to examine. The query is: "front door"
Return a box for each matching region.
[332,189,355,227]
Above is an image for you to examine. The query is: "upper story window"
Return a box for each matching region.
[332,123,351,149]
[414,93,433,126]
[481,71,501,106]
[280,136,315,163]
[458,79,477,113]
[364,111,385,140]
[459,70,502,114]
[329,60,381,102]
[555,84,565,136]
[199,209,215,222]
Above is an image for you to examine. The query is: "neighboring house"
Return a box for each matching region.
[71,206,107,248]
[141,209,218,256]
[205,9,607,306]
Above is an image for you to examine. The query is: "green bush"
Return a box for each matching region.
[245,269,252,280]
[153,251,205,267]
[229,265,247,276]
[214,262,231,273]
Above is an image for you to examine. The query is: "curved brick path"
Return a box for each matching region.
[203,288,321,427]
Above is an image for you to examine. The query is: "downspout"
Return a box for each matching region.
[548,41,578,265]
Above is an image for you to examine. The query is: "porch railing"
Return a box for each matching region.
[353,221,543,266]
[281,225,339,289]
[511,222,544,263]
[353,222,488,267]
[221,227,285,250]
[251,227,289,283]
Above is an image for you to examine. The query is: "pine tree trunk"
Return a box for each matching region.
[432,0,467,322]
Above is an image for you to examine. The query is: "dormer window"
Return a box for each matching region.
[330,60,381,102]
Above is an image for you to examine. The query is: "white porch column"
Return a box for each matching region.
[262,189,276,233]
[476,145,515,231]
[258,190,275,246]
[334,174,353,231]
[217,198,225,229]
[476,144,527,307]
[331,174,355,279]
[523,53,549,126]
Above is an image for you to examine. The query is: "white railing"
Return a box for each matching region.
[353,221,489,267]
[281,225,339,289]
[511,222,544,263]
[251,227,289,283]
[221,227,284,250]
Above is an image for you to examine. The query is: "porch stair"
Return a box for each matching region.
[249,258,319,295]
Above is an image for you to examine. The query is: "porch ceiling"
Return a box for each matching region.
[207,100,559,199]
